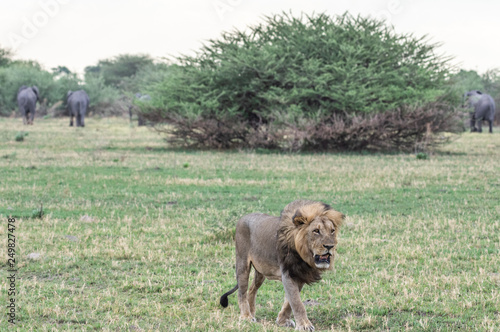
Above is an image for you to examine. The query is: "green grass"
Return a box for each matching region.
[1,117,499,331]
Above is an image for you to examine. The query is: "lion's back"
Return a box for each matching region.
[236,212,280,243]
[235,213,281,272]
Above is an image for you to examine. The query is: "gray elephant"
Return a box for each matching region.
[464,90,496,133]
[17,85,40,125]
[129,93,151,126]
[67,90,90,127]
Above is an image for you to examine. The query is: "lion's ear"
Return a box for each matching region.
[292,211,307,226]
[323,209,345,228]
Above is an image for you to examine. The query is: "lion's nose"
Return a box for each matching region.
[323,244,334,251]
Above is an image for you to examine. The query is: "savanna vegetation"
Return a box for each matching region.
[138,13,498,151]
[0,50,166,118]
[1,12,500,152]
[0,117,499,331]
[0,11,499,330]
[143,13,455,151]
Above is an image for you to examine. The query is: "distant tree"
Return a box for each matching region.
[449,70,485,97]
[481,69,500,95]
[121,62,172,93]
[9,59,44,69]
[87,54,154,89]
[84,65,101,75]
[0,46,13,67]
[51,66,71,75]
[82,75,120,108]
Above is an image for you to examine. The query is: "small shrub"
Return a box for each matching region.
[416,152,428,160]
[2,152,16,159]
[15,131,28,142]
[31,204,44,219]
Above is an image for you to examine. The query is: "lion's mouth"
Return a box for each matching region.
[314,253,331,267]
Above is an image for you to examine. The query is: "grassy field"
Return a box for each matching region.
[0,117,499,331]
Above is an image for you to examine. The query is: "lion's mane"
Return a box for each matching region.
[277,200,344,285]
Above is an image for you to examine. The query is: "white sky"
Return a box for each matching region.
[1,0,499,75]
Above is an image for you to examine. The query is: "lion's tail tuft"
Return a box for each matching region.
[220,284,238,308]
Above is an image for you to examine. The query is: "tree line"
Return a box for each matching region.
[1,12,499,151]
[0,50,170,118]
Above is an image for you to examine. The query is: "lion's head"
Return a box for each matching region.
[277,200,344,284]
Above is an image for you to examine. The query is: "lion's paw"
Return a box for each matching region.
[296,323,315,331]
[276,318,295,328]
[240,314,256,323]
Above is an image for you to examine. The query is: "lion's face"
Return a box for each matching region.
[290,203,343,270]
[295,215,338,269]
[308,217,338,269]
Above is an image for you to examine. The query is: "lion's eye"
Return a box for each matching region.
[313,229,320,234]
[331,229,335,234]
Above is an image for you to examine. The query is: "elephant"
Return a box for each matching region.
[129,93,151,126]
[17,85,40,125]
[67,90,90,127]
[463,90,496,133]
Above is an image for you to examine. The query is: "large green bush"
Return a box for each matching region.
[144,12,458,151]
[82,75,120,108]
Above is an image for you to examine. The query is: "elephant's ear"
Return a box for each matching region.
[476,90,483,95]
[18,85,28,95]
[32,86,40,101]
[66,90,73,100]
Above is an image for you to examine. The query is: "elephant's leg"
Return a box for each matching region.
[469,112,477,132]
[477,119,483,133]
[21,110,27,125]
[80,114,85,127]
[488,120,493,133]
[76,113,82,127]
[69,112,74,126]
[138,114,145,126]
[29,110,35,125]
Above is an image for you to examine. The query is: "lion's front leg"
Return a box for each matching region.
[282,274,314,331]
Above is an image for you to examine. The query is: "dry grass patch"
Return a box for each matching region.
[0,118,498,330]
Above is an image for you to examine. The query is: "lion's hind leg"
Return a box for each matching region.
[276,297,295,328]
[236,255,255,321]
[248,270,265,317]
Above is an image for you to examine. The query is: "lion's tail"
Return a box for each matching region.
[220,284,238,308]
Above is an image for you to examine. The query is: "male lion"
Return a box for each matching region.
[220,200,344,331]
